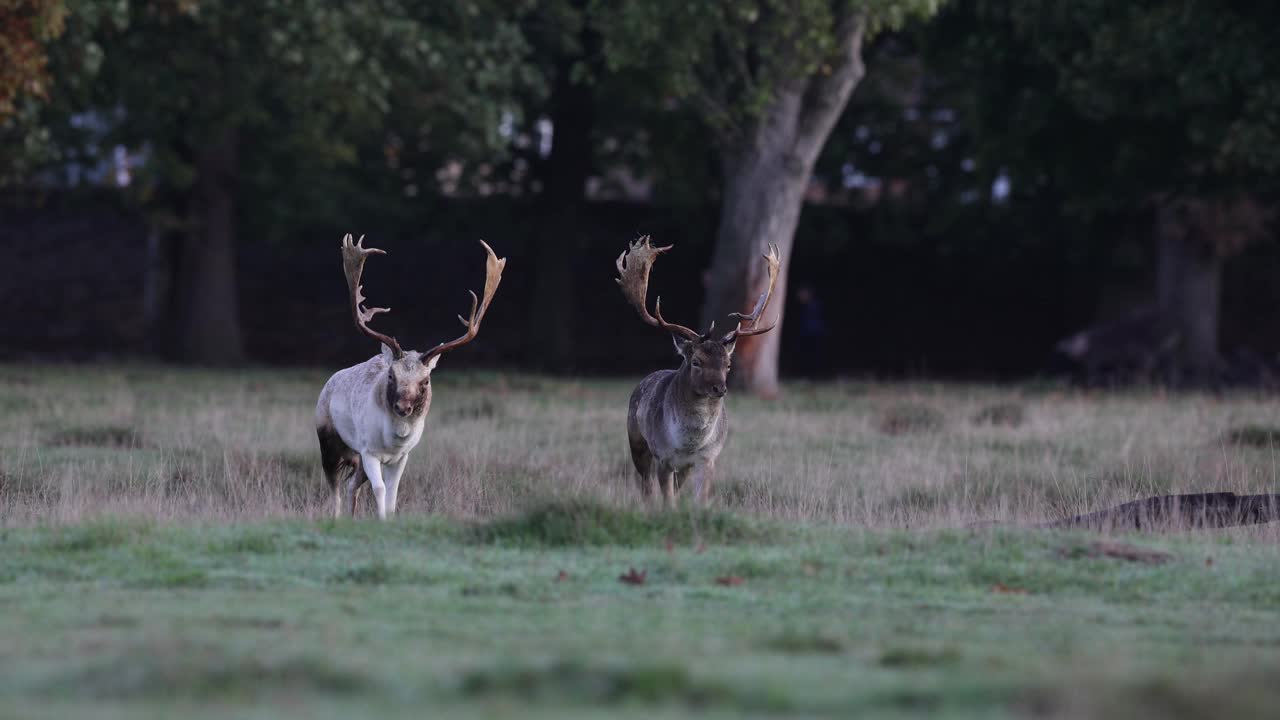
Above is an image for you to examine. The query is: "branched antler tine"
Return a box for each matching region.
[722,243,782,343]
[615,236,700,340]
[456,290,479,328]
[341,233,402,357]
[423,240,506,360]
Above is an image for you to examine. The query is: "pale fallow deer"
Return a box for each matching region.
[615,236,780,505]
[315,234,505,519]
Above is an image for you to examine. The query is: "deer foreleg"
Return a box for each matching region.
[659,470,676,507]
[691,461,715,506]
[361,453,388,520]
[383,455,408,517]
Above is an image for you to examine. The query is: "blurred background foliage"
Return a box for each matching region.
[1,0,1276,387]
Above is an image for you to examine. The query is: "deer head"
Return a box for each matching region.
[342,233,506,417]
[616,236,780,398]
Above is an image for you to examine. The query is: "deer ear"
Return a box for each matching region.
[723,338,737,357]
[381,343,395,362]
[423,354,440,372]
[672,335,692,357]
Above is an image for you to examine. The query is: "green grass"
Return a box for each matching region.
[1,514,1279,718]
[3,365,1280,717]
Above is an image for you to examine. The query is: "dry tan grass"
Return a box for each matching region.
[2,365,1279,534]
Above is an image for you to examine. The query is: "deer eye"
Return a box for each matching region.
[691,360,702,369]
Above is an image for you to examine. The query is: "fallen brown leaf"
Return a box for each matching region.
[618,568,647,585]
[991,583,1028,595]
[715,575,745,586]
[554,570,570,582]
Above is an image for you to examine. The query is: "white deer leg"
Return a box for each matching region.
[383,455,408,517]
[361,453,388,520]
[692,461,715,506]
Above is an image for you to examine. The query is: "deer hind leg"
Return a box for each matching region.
[318,424,358,519]
[628,428,657,500]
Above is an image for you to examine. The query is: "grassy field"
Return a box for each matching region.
[2,365,1280,717]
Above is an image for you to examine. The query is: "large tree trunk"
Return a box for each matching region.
[173,128,245,365]
[703,143,808,396]
[527,35,596,371]
[1156,204,1222,378]
[701,20,866,397]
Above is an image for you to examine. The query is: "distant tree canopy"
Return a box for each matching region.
[23,0,539,364]
[0,0,67,116]
[0,0,71,182]
[935,0,1279,376]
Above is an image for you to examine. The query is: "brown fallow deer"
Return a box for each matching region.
[615,236,780,505]
[315,234,505,519]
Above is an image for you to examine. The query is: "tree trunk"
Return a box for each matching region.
[1156,205,1222,377]
[703,143,808,397]
[173,128,245,365]
[701,19,867,397]
[527,37,596,371]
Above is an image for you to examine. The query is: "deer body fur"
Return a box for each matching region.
[316,347,436,518]
[316,234,504,520]
[615,236,780,505]
[627,365,728,502]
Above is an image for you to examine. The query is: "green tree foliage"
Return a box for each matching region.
[32,0,538,363]
[590,0,943,395]
[0,0,68,116]
[939,0,1279,374]
[948,0,1280,208]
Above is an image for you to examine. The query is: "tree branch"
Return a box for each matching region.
[792,9,867,166]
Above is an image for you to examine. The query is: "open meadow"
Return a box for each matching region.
[2,365,1280,717]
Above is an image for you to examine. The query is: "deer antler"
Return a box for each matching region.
[721,244,781,344]
[342,233,403,358]
[615,236,701,341]
[422,240,506,361]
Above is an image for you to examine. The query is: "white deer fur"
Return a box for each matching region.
[316,345,438,519]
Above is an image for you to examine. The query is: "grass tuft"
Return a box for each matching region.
[1224,425,1280,448]
[63,652,369,700]
[879,646,962,668]
[43,520,150,553]
[458,659,750,708]
[467,500,774,547]
[876,403,945,435]
[45,425,140,448]
[763,631,846,655]
[971,402,1027,428]
[331,560,433,585]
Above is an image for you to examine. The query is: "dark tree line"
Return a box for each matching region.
[3,0,1277,389]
